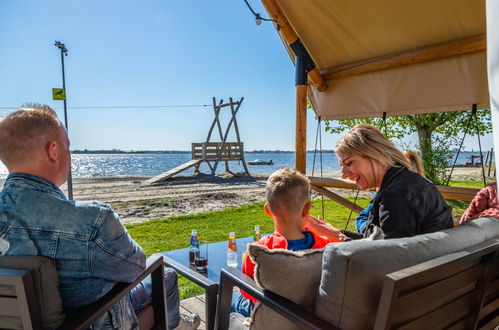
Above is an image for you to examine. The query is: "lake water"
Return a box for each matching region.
[0,151,489,178]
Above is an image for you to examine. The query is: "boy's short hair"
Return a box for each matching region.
[266,167,311,216]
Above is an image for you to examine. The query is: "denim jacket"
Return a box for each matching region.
[0,173,146,329]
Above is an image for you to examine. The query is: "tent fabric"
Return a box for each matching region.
[268,0,490,119]
[486,0,499,185]
[308,52,489,120]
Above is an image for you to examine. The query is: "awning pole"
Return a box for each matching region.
[296,83,307,174]
[292,40,314,174]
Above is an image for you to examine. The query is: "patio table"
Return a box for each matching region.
[161,235,255,330]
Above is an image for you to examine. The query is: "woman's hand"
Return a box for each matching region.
[306,215,349,241]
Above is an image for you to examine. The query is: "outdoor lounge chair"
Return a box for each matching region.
[0,254,167,330]
[216,217,499,330]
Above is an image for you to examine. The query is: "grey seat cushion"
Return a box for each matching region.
[248,245,325,330]
[316,217,499,330]
[229,312,249,330]
[0,256,66,329]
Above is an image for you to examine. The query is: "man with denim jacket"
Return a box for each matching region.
[0,105,200,330]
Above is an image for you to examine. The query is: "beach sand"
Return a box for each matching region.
[0,167,489,224]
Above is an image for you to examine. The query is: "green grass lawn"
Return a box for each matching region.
[448,179,495,188]
[126,180,480,299]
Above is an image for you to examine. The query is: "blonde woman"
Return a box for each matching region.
[336,124,452,239]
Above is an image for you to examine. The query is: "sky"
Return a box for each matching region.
[0,0,493,152]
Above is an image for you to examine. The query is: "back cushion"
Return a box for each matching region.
[0,256,66,329]
[316,217,499,330]
[247,244,325,330]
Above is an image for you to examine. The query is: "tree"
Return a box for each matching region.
[324,109,492,184]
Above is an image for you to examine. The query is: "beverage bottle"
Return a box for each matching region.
[189,229,199,266]
[227,232,238,268]
[253,225,261,242]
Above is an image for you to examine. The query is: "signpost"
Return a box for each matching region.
[54,41,73,200]
[52,88,66,101]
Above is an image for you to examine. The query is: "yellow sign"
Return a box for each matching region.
[52,88,66,100]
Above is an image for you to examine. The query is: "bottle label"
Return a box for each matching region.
[190,235,199,248]
[228,238,237,252]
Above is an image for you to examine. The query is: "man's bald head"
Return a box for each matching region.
[0,104,63,168]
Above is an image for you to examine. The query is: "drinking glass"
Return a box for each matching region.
[195,240,208,272]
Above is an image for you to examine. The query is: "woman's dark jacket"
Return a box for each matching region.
[359,166,453,239]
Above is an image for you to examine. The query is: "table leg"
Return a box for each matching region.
[205,283,218,330]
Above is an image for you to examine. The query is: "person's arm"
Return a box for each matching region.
[460,185,491,223]
[240,245,258,303]
[355,202,373,233]
[376,194,418,239]
[305,215,348,242]
[90,208,146,283]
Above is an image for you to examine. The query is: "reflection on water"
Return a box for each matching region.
[0,153,339,178]
[0,152,488,179]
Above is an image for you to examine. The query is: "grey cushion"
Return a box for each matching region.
[228,312,249,330]
[0,256,66,329]
[247,244,325,330]
[315,217,499,330]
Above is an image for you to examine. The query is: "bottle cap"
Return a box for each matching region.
[254,225,260,230]
[229,231,235,237]
[192,229,197,235]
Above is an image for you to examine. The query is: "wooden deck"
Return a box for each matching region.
[180,294,207,330]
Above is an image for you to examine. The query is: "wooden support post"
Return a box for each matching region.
[228,97,250,176]
[206,98,224,143]
[488,147,494,177]
[296,84,307,174]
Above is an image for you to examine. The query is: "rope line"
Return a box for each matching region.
[445,107,475,186]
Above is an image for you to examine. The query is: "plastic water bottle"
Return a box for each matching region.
[227,232,238,268]
[189,229,199,266]
[253,225,261,242]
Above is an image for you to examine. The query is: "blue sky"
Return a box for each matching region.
[0,0,493,152]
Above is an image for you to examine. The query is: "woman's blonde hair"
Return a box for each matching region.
[403,150,425,176]
[335,124,411,169]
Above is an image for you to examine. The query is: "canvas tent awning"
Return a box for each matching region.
[261,0,489,120]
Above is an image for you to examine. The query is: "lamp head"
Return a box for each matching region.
[255,13,262,25]
[54,41,68,55]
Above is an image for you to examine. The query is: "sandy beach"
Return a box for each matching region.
[0,167,488,225]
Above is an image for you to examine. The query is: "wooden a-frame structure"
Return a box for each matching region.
[192,97,250,176]
[144,97,249,185]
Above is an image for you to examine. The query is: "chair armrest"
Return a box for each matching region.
[59,254,166,330]
[216,267,337,330]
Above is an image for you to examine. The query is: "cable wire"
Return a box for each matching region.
[0,104,209,110]
[242,0,278,24]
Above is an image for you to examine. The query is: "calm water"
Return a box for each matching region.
[0,151,490,178]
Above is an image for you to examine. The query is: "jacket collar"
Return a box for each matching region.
[380,166,406,190]
[6,173,66,198]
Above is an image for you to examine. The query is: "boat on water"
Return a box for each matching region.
[248,159,273,165]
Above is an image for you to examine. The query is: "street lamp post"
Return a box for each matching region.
[54,40,73,200]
